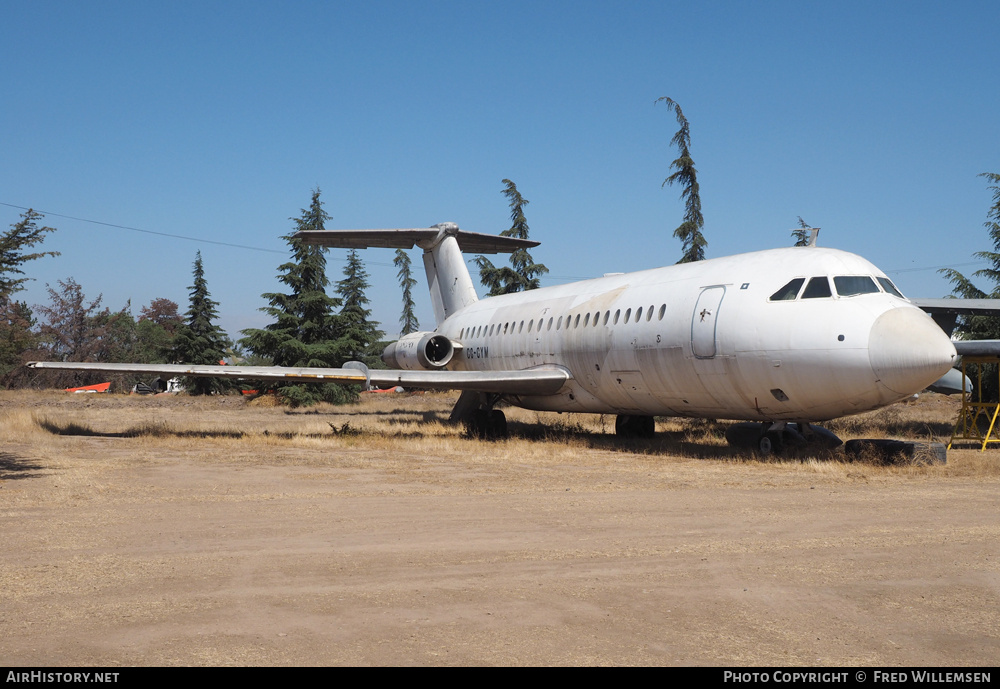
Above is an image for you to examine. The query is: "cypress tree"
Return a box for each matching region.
[394,248,419,336]
[656,97,707,263]
[475,179,548,296]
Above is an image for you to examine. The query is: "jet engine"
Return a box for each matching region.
[381,332,456,370]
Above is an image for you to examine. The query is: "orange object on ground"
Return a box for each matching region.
[65,382,111,393]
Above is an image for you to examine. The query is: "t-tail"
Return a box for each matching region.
[295,222,539,327]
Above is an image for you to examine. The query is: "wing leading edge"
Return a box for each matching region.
[25,361,570,396]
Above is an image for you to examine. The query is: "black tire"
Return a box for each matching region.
[488,409,508,439]
[844,439,947,465]
[615,414,655,438]
[757,432,783,456]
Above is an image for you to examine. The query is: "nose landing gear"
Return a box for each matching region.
[725,421,843,456]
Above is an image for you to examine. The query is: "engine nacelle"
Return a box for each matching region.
[381,332,456,370]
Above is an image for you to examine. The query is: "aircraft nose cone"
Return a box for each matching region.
[869,307,957,396]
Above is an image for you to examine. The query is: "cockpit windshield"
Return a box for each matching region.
[769,278,804,301]
[801,276,832,299]
[877,277,905,298]
[769,274,907,301]
[833,275,880,297]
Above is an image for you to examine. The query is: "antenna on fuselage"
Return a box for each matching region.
[808,228,820,246]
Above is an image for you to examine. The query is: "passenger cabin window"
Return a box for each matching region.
[801,277,832,299]
[834,276,879,297]
[877,277,905,298]
[770,278,805,301]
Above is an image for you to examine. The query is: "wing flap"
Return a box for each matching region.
[368,368,568,395]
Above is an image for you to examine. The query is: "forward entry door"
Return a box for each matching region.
[691,286,726,359]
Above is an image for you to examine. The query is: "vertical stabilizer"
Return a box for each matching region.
[419,223,479,326]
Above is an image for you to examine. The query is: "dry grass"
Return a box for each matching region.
[1,388,998,481]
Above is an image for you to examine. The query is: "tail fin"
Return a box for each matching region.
[297,222,539,327]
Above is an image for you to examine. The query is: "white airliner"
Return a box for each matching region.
[29,222,965,452]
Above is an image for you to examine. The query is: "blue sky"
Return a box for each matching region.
[2,1,998,340]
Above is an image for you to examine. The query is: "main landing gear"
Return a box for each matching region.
[451,391,509,440]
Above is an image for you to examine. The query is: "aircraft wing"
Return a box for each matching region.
[911,298,1000,333]
[910,298,1000,315]
[952,341,1000,357]
[25,361,570,396]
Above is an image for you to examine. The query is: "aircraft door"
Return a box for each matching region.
[691,286,726,359]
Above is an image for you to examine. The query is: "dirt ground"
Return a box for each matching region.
[1,390,998,666]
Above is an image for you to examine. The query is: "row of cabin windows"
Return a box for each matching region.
[459,303,669,340]
[769,275,904,302]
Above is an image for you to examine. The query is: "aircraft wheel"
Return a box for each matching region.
[615,415,631,436]
[637,415,655,438]
[489,409,508,439]
[466,408,507,440]
[615,414,655,438]
[757,432,783,456]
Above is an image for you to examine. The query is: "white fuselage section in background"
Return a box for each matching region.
[438,247,956,422]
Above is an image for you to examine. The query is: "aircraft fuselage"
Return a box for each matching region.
[439,247,956,422]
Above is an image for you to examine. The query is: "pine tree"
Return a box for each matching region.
[0,299,38,385]
[475,179,548,296]
[171,252,231,395]
[656,97,707,263]
[940,173,1000,399]
[241,189,353,406]
[394,248,419,336]
[0,209,59,386]
[336,249,383,365]
[0,209,60,297]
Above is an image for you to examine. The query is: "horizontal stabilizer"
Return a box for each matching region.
[295,225,539,254]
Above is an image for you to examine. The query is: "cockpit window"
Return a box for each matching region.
[834,275,879,297]
[801,276,832,299]
[877,277,905,298]
[770,278,804,301]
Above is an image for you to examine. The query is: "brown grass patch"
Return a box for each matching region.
[1,388,997,480]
